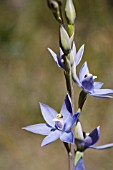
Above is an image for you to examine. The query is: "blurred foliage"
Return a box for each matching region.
[0,0,113,170]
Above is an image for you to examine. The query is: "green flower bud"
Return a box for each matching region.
[74,121,84,140]
[47,0,62,23]
[78,90,87,110]
[60,25,71,55]
[65,0,76,25]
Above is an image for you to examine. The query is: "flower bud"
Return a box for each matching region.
[78,90,87,110]
[65,0,76,25]
[47,0,62,23]
[60,25,71,55]
[74,121,84,140]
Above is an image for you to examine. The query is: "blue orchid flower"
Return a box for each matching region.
[75,126,113,152]
[73,61,113,98]
[74,158,85,170]
[48,43,84,70]
[22,94,80,146]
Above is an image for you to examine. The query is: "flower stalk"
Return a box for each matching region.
[64,60,75,170]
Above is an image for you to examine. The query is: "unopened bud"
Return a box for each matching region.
[65,0,76,25]
[60,25,71,55]
[78,90,87,110]
[47,0,62,23]
[74,121,84,140]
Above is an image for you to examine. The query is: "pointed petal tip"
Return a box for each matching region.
[22,126,29,130]
[97,126,100,135]
[39,102,43,108]
[81,44,85,49]
[97,126,100,130]
[84,61,87,65]
[39,102,45,108]
[41,142,45,147]
[21,126,34,132]
[47,47,53,53]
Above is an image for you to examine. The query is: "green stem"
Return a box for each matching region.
[64,61,75,170]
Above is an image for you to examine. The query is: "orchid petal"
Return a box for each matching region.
[22,123,52,135]
[91,93,113,98]
[76,44,84,66]
[94,82,104,89]
[48,48,63,68]
[41,130,61,146]
[81,76,94,91]
[90,143,113,150]
[79,62,89,82]
[60,94,73,120]
[40,103,57,127]
[85,126,100,147]
[60,131,74,144]
[60,48,64,58]
[93,89,113,95]
[64,112,80,132]
[72,63,82,87]
[72,42,76,57]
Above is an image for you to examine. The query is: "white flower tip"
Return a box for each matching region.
[22,126,29,131]
[47,47,51,52]
[93,75,97,79]
[82,44,85,48]
[97,126,100,130]
[41,142,44,147]
[47,48,54,54]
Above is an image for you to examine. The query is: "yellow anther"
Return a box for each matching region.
[84,73,92,78]
[84,73,97,80]
[56,113,63,119]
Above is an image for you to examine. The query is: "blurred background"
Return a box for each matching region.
[0,0,113,169]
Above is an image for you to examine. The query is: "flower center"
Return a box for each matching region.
[53,113,64,130]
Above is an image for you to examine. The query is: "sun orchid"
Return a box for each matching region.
[22,94,80,146]
[48,42,84,70]
[73,61,113,98]
[75,126,113,152]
